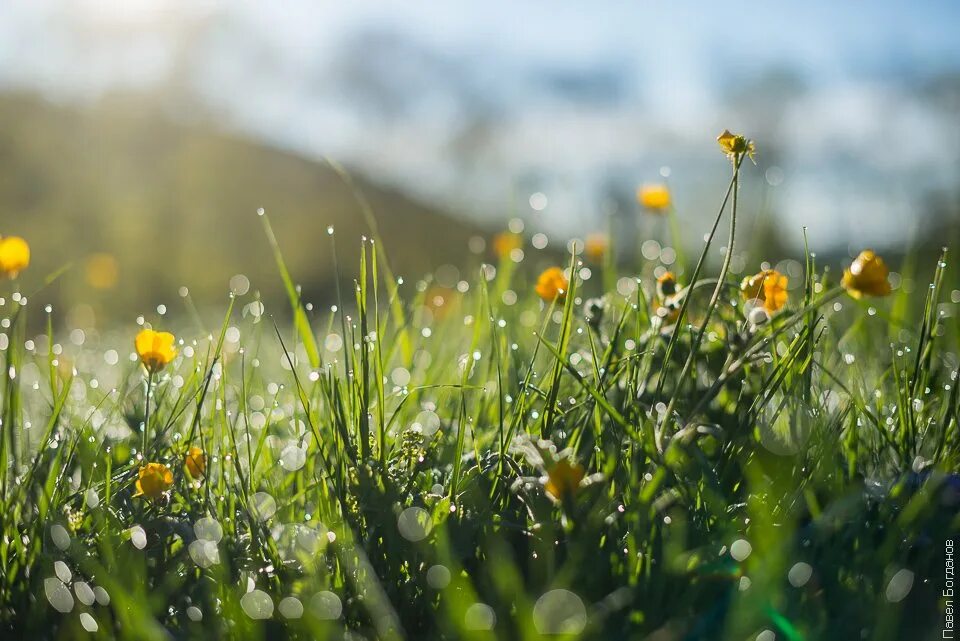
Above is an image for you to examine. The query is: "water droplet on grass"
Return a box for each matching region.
[240,589,274,619]
[464,603,496,630]
[130,526,147,550]
[44,578,74,613]
[74,581,95,606]
[54,561,71,584]
[788,562,813,587]
[189,540,220,568]
[426,565,451,589]
[279,596,304,619]
[730,539,752,562]
[533,589,587,634]
[194,516,223,543]
[79,612,98,632]
[310,591,342,619]
[397,507,432,542]
[50,524,70,551]
[94,586,110,606]
[280,444,307,471]
[885,568,914,602]
[250,493,277,521]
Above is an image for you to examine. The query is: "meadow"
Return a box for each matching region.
[0,131,958,641]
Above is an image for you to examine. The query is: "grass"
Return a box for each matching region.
[1,138,959,641]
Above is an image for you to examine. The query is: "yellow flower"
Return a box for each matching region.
[423,285,460,321]
[545,459,585,501]
[535,267,569,302]
[637,184,672,212]
[740,269,788,313]
[656,272,678,302]
[842,250,891,299]
[85,253,119,290]
[0,236,30,279]
[716,129,756,162]
[185,447,206,478]
[584,233,609,262]
[135,329,177,373]
[134,462,173,499]
[655,302,681,328]
[493,232,522,260]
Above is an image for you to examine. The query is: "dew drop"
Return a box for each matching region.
[44,577,74,613]
[80,612,98,632]
[279,596,304,619]
[240,589,274,619]
[310,591,342,620]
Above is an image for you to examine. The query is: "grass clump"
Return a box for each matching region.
[0,132,958,641]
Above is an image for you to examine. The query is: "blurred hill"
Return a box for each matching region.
[0,92,482,324]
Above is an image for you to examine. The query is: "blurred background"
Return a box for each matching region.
[1,0,959,320]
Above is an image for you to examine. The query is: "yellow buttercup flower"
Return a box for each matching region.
[535,267,569,302]
[493,232,522,260]
[637,184,671,212]
[740,269,788,313]
[185,447,206,478]
[584,233,609,262]
[423,285,460,321]
[135,329,177,373]
[85,253,119,290]
[656,271,678,302]
[716,129,756,162]
[545,459,585,501]
[0,236,30,279]
[134,462,174,499]
[842,250,891,299]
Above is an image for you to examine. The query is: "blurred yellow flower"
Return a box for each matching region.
[584,233,609,262]
[842,250,891,299]
[135,329,177,373]
[134,462,173,499]
[0,236,30,279]
[655,302,681,328]
[656,271,678,302]
[423,285,460,321]
[716,129,756,162]
[740,269,788,313]
[637,184,671,212]
[85,253,119,290]
[493,232,522,260]
[185,447,206,478]
[545,459,585,501]
[535,267,569,302]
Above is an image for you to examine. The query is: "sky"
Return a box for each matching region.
[1,0,959,251]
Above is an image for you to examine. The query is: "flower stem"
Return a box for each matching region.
[656,154,741,452]
[142,370,153,458]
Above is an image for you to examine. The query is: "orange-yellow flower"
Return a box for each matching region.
[740,269,788,313]
[185,447,206,478]
[656,272,678,302]
[85,253,119,290]
[535,267,569,302]
[717,129,756,162]
[0,236,30,279]
[655,302,681,328]
[842,250,891,299]
[135,329,177,373]
[637,184,672,212]
[134,462,174,499]
[493,232,522,260]
[545,459,585,501]
[584,233,609,262]
[423,285,460,321]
